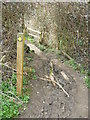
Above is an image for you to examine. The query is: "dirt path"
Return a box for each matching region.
[19,42,88,118]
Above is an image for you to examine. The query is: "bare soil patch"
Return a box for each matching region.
[19,43,88,118]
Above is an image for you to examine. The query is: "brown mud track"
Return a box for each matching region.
[19,43,88,118]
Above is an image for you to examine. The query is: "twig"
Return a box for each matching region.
[0,51,10,54]
[50,72,69,97]
[39,77,69,97]
[49,72,56,87]
[49,61,69,97]
[53,77,69,97]
[7,91,23,104]
[62,51,72,60]
[62,51,81,67]
[0,91,22,104]
[1,63,16,72]
[49,61,56,87]
[0,55,5,62]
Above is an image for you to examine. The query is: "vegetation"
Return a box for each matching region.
[1,2,89,118]
[85,75,90,88]
[0,73,30,118]
[25,34,35,44]
[65,59,90,88]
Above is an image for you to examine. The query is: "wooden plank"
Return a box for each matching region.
[26,27,41,34]
[17,33,25,95]
[28,33,40,39]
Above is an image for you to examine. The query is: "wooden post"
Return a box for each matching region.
[17,33,25,95]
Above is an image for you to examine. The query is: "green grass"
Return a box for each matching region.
[0,73,30,118]
[65,59,89,88]
[26,57,33,61]
[32,75,37,80]
[38,44,46,51]
[24,62,26,67]
[65,59,83,71]
[25,34,35,44]
[85,75,90,88]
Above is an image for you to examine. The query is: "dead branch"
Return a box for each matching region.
[39,77,69,97]
[53,77,69,97]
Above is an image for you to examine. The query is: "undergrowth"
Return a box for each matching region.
[25,34,35,44]
[24,55,37,81]
[0,73,30,119]
[65,59,90,88]
[38,44,46,51]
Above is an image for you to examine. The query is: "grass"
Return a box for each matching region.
[85,75,90,88]
[25,34,35,44]
[26,57,33,61]
[38,44,46,51]
[65,59,90,88]
[0,73,30,118]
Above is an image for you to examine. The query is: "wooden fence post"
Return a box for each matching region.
[17,33,25,95]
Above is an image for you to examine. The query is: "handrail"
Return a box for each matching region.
[28,33,40,39]
[26,27,41,34]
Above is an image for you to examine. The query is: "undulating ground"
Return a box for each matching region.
[19,41,88,118]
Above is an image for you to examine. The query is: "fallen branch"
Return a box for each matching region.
[39,76,69,97]
[49,61,69,97]
[53,76,69,97]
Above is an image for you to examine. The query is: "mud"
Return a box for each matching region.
[19,44,88,118]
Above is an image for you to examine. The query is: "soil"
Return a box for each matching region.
[19,42,88,118]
